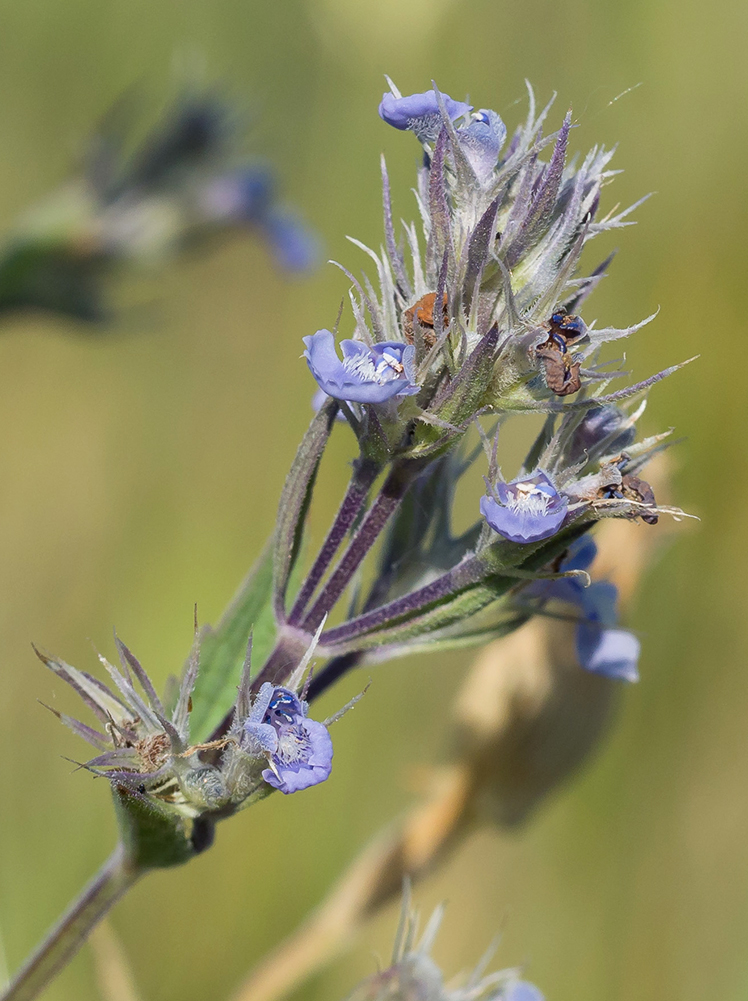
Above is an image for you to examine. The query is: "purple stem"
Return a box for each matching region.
[288,459,380,625]
[319,554,487,648]
[300,463,418,635]
[250,630,313,694]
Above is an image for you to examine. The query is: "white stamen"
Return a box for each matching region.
[507,483,552,517]
[276,730,311,764]
[342,353,378,381]
[342,348,404,385]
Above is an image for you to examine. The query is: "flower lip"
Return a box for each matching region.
[378,89,472,142]
[267,688,302,723]
[577,624,640,682]
[480,470,568,544]
[457,108,507,179]
[242,683,334,796]
[303,329,420,404]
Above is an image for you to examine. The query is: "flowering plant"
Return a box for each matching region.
[1,79,690,1001]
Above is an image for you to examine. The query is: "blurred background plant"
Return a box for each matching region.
[0,3,742,1001]
[0,85,316,323]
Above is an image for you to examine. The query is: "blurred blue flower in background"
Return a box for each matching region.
[199,167,317,272]
[0,90,318,323]
[526,536,641,682]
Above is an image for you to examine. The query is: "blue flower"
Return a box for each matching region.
[574,579,640,682]
[527,536,641,682]
[260,210,319,272]
[577,623,640,683]
[480,471,568,544]
[457,109,507,180]
[200,171,318,272]
[378,89,472,142]
[242,683,333,795]
[303,329,420,404]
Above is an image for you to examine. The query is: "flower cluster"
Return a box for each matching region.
[11,77,690,1001]
[303,77,678,476]
[37,629,336,860]
[35,81,686,851]
[295,81,685,689]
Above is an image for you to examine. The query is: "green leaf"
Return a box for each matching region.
[189,541,276,743]
[273,398,338,614]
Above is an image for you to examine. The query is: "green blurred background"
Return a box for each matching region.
[0,0,744,998]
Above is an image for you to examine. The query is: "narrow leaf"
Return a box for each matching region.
[188,542,276,743]
[381,155,412,299]
[273,398,338,616]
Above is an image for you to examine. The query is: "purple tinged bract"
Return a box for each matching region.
[242,683,333,795]
[457,109,507,180]
[378,89,472,142]
[480,471,568,544]
[303,329,420,404]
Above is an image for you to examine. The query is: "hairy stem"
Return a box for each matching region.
[1,845,140,1001]
[250,629,315,694]
[319,554,488,648]
[318,520,592,651]
[288,459,380,625]
[300,462,419,634]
